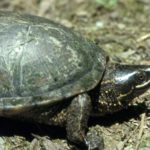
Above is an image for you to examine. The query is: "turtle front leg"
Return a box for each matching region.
[66,93,104,150]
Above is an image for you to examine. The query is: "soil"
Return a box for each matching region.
[0,0,150,150]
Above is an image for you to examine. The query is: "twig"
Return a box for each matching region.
[137,33,150,42]
[135,113,145,150]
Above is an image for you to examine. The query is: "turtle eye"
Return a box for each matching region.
[135,71,146,85]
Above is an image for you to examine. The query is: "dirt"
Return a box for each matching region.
[0,0,150,150]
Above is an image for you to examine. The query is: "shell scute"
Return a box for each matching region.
[0,11,106,110]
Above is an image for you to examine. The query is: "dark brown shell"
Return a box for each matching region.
[0,11,106,113]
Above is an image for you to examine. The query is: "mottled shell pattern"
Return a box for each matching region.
[0,11,106,112]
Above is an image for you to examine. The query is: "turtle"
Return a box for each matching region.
[0,11,150,150]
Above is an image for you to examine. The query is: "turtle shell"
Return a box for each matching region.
[0,11,106,113]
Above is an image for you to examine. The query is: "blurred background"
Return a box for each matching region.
[0,0,150,150]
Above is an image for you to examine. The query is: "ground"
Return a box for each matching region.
[0,0,150,150]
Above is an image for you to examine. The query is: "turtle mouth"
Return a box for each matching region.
[135,79,150,89]
[128,90,150,106]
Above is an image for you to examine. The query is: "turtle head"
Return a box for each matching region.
[114,65,150,97]
[95,64,150,115]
